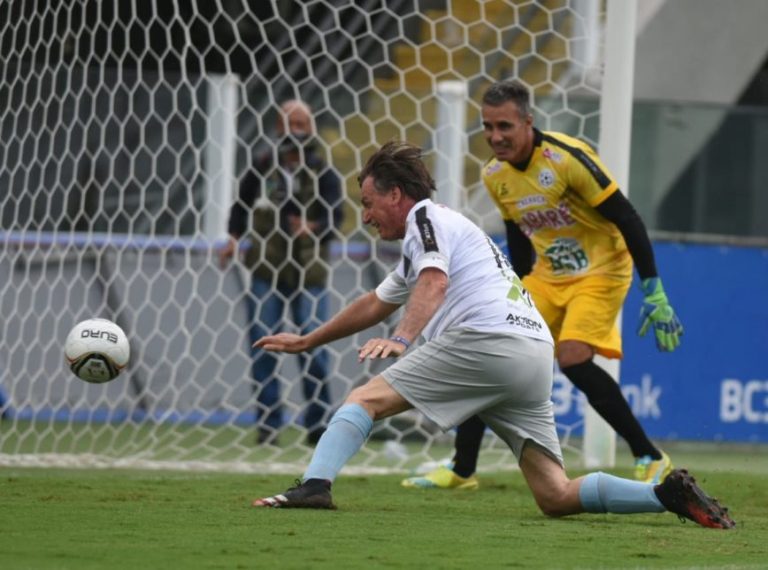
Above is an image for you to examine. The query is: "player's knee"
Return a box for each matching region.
[534,488,573,518]
[345,386,375,413]
[344,384,389,420]
[528,477,581,518]
[345,376,410,420]
[534,495,565,518]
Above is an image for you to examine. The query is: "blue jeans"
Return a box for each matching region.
[246,277,332,432]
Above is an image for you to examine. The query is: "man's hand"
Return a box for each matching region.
[637,277,683,352]
[253,333,309,353]
[218,236,238,268]
[358,338,407,362]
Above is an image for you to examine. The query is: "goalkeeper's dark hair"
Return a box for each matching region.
[358,141,435,202]
[482,79,532,118]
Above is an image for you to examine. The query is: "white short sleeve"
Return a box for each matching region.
[375,271,410,305]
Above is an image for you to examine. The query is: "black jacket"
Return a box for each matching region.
[228,143,343,288]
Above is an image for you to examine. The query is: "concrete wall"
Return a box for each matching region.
[633,0,768,212]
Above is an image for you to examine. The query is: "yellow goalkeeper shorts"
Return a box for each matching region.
[523,273,631,360]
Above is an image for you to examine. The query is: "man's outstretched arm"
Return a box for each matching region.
[254,291,400,353]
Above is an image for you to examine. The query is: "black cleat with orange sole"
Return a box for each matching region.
[654,469,735,529]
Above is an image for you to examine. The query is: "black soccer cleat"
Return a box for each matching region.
[252,478,336,509]
[654,469,735,529]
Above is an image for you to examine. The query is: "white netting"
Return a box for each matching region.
[0,0,606,473]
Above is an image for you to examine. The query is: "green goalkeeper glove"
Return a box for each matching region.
[637,277,683,352]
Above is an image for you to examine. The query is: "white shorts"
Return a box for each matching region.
[380,328,563,465]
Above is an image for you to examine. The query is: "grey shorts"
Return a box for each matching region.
[380,328,563,465]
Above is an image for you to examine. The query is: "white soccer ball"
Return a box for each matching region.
[64,318,130,384]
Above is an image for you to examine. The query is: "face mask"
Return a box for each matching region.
[278,131,314,155]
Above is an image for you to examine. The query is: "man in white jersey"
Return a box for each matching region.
[250,141,734,529]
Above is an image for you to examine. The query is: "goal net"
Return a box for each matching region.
[0,0,618,474]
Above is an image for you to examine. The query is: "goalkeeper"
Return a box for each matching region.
[403,79,683,491]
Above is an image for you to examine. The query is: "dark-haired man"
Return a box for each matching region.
[250,141,731,530]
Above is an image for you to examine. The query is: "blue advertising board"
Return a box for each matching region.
[548,241,768,443]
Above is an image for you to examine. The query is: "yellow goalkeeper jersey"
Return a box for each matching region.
[482,129,633,283]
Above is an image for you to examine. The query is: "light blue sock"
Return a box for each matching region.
[303,403,373,482]
[579,472,666,514]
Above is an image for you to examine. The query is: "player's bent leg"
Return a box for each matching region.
[253,376,412,509]
[578,471,666,515]
[345,375,413,420]
[301,377,410,482]
[551,467,735,529]
[452,414,487,478]
[518,441,583,517]
[558,344,666,465]
[252,402,372,509]
[301,402,373,482]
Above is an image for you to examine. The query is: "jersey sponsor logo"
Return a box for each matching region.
[543,237,589,275]
[519,201,575,232]
[538,168,555,188]
[542,147,563,163]
[515,194,547,209]
[415,207,439,252]
[485,161,502,175]
[505,313,543,331]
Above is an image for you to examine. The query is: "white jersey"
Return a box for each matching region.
[375,199,553,345]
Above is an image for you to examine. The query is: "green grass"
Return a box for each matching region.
[2,448,767,570]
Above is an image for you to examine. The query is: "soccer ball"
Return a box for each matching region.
[64,318,130,383]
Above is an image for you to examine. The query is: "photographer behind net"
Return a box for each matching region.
[220,100,344,446]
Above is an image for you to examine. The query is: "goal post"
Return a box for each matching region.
[0,0,630,473]
[585,0,639,469]
[204,73,239,243]
[434,80,468,211]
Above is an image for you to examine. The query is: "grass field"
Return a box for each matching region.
[2,442,767,569]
